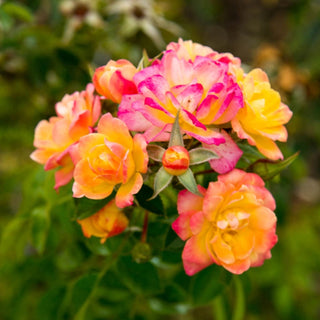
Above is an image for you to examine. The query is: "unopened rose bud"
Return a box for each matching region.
[162,146,190,176]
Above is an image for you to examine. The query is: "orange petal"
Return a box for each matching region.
[115,172,143,208]
[132,134,148,173]
[98,113,133,150]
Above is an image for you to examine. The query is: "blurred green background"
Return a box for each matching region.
[1,0,320,319]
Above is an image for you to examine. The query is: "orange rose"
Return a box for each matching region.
[172,169,278,275]
[72,113,148,208]
[77,200,129,243]
[93,59,138,103]
[30,84,101,190]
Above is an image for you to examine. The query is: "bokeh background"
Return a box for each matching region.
[1,0,320,319]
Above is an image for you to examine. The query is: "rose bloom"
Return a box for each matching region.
[166,38,241,76]
[77,200,129,243]
[72,113,148,208]
[118,50,243,145]
[172,169,278,275]
[232,68,293,160]
[30,84,101,190]
[93,59,138,103]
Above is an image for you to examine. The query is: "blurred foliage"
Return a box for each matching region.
[1,0,320,319]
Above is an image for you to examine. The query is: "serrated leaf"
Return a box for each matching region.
[117,256,161,295]
[31,206,50,254]
[177,168,202,196]
[74,192,115,220]
[189,148,219,165]
[248,152,299,181]
[136,184,164,215]
[169,111,184,147]
[147,144,165,162]
[150,167,173,200]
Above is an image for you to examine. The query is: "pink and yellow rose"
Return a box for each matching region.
[77,200,129,243]
[72,113,148,208]
[166,38,241,76]
[30,83,101,190]
[93,59,138,103]
[232,68,292,160]
[118,50,243,146]
[172,169,278,275]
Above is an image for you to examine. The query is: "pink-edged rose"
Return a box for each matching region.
[172,169,278,275]
[93,59,138,103]
[30,84,101,190]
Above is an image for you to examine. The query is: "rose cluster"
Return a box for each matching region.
[31,39,292,275]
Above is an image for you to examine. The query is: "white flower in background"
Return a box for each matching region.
[60,0,104,42]
[107,0,183,49]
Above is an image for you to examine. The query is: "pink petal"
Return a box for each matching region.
[118,94,152,132]
[177,187,205,215]
[182,231,214,276]
[172,214,193,241]
[203,130,243,174]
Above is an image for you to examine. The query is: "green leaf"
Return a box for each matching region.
[70,273,98,316]
[117,256,162,295]
[190,265,231,306]
[150,167,173,200]
[36,286,67,320]
[169,111,184,147]
[189,147,219,165]
[31,206,50,254]
[136,184,164,215]
[147,144,166,162]
[74,191,115,220]
[2,3,33,23]
[147,221,170,255]
[247,152,299,181]
[0,217,30,262]
[177,168,202,196]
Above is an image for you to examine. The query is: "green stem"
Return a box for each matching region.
[212,294,227,320]
[232,276,245,320]
[73,233,130,320]
[141,210,149,243]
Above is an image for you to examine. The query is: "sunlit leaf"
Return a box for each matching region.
[2,3,33,23]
